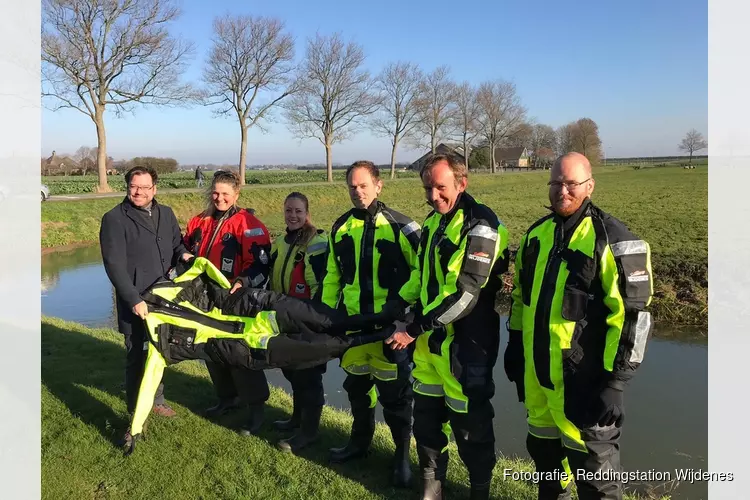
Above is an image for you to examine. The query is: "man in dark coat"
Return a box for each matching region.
[100,165,193,419]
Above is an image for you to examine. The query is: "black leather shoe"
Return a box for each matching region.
[203,397,241,418]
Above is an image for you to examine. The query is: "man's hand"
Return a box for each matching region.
[230,281,242,294]
[181,252,194,262]
[132,301,149,319]
[386,321,415,350]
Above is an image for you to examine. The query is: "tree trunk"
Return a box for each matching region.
[94,109,111,193]
[463,137,470,170]
[390,137,398,180]
[490,142,496,174]
[431,130,436,154]
[689,150,693,165]
[325,139,333,183]
[239,123,248,185]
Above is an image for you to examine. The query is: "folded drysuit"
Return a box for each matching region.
[126,257,402,454]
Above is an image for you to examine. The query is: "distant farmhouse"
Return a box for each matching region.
[494,147,530,169]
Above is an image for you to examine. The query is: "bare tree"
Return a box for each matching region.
[284,33,379,182]
[203,15,297,184]
[476,80,526,173]
[569,117,602,164]
[42,0,195,192]
[452,82,481,169]
[411,66,458,154]
[678,129,707,165]
[503,122,533,148]
[556,124,573,156]
[371,62,422,179]
[530,124,557,168]
[73,145,96,175]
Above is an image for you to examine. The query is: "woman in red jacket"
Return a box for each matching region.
[184,170,272,436]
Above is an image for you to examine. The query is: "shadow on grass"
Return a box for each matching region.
[41,321,477,500]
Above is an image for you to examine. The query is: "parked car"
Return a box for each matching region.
[41,184,50,202]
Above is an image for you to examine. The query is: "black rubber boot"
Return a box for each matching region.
[329,406,375,463]
[203,397,241,418]
[273,404,301,432]
[239,404,264,436]
[277,405,322,454]
[392,439,413,488]
[470,481,491,500]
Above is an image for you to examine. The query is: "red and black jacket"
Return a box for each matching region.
[184,206,271,287]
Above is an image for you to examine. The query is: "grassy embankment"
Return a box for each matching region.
[42,317,667,500]
[41,166,707,328]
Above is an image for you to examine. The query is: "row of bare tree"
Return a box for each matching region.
[41,0,601,191]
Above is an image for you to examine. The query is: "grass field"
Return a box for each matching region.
[41,166,707,327]
[42,317,666,500]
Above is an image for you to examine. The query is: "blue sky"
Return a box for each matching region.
[42,0,707,165]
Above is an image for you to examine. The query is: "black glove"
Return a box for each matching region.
[592,384,625,427]
[504,330,525,402]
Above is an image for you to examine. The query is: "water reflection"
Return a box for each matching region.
[41,245,708,499]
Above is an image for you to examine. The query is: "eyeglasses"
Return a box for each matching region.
[129,184,154,192]
[547,178,591,190]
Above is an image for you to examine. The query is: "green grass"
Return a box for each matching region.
[42,317,665,499]
[41,166,708,327]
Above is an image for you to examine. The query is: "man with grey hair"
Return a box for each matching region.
[505,152,654,499]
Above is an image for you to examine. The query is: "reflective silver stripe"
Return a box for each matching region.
[445,396,467,413]
[250,274,266,287]
[307,242,327,254]
[371,368,398,381]
[401,221,420,237]
[413,380,444,396]
[257,335,270,349]
[528,425,561,439]
[610,240,647,257]
[561,434,588,453]
[437,291,475,324]
[345,364,372,375]
[629,311,652,363]
[468,225,498,241]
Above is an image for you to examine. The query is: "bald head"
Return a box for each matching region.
[548,152,595,217]
[552,152,592,179]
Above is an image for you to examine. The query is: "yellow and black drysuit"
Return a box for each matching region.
[268,227,329,448]
[506,198,653,500]
[405,192,509,498]
[125,258,399,455]
[319,199,420,481]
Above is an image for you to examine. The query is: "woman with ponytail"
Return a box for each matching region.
[269,192,329,454]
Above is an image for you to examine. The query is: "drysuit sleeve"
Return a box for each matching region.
[407,217,509,338]
[130,342,167,436]
[599,223,654,388]
[304,232,329,299]
[237,216,272,288]
[320,232,343,308]
[396,220,422,306]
